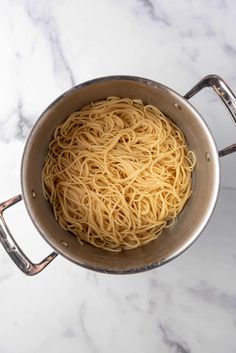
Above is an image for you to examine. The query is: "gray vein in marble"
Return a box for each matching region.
[0,123,6,143]
[15,99,32,141]
[159,324,191,353]
[106,289,126,313]
[25,2,75,87]
[125,292,140,312]
[224,44,236,57]
[15,51,21,60]
[205,26,216,38]
[137,0,170,25]
[189,280,236,312]
[192,15,216,37]
[63,327,76,338]
[79,301,99,353]
[150,278,158,289]
[86,271,99,285]
[150,278,171,302]
[147,278,172,313]
[0,98,31,142]
[125,292,139,301]
[186,48,199,62]
[148,297,157,314]
[213,0,227,9]
[181,30,194,38]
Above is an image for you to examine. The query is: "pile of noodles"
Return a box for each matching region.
[42,97,195,251]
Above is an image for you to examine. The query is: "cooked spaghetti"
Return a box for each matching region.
[42,97,196,251]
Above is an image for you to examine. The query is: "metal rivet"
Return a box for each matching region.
[32,190,37,199]
[61,240,69,247]
[174,103,181,110]
[205,152,210,161]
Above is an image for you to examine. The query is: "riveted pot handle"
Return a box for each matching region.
[184,74,236,157]
[0,195,58,276]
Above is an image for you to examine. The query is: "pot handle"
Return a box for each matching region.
[184,74,236,157]
[0,194,58,276]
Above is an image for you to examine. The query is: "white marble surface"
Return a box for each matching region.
[0,1,236,352]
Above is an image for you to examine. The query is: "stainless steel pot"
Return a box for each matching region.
[0,74,236,276]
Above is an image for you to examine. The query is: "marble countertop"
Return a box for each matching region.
[0,1,236,352]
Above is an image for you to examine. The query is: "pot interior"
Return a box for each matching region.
[21,76,220,273]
